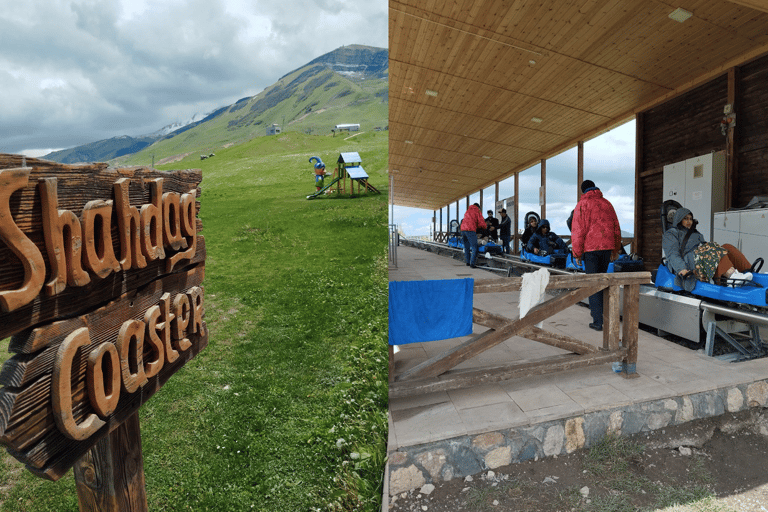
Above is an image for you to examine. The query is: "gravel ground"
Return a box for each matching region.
[387,408,768,512]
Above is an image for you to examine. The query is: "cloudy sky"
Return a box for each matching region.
[1,0,387,156]
[392,119,637,239]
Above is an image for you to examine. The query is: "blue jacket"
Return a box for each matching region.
[526,219,568,255]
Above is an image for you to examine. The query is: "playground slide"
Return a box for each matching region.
[306,177,342,199]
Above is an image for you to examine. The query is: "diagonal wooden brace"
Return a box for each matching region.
[396,285,600,382]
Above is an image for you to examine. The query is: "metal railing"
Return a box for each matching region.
[388,224,398,267]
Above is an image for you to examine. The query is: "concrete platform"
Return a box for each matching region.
[386,244,768,497]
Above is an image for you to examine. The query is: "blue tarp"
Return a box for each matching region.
[388,278,474,345]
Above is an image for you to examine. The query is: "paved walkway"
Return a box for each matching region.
[386,244,768,497]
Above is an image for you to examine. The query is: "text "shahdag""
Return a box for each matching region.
[0,169,198,313]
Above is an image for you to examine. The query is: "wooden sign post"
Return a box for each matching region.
[0,154,207,510]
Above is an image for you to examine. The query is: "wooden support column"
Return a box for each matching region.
[74,412,148,512]
[432,211,436,241]
[577,141,584,202]
[726,67,739,210]
[439,208,443,236]
[634,113,643,256]
[455,200,459,226]
[514,173,519,254]
[621,284,640,378]
[603,284,621,352]
[540,159,546,219]
[495,182,499,209]
[479,189,483,212]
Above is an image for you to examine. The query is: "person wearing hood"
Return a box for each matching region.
[460,203,487,268]
[571,180,622,331]
[520,212,539,247]
[526,219,568,255]
[662,207,752,292]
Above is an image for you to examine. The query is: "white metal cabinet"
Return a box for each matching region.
[740,209,768,259]
[713,208,768,261]
[662,151,726,241]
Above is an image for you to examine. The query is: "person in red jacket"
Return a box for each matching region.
[571,180,622,331]
[460,203,487,268]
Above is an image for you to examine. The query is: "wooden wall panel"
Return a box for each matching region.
[638,76,728,268]
[736,53,768,208]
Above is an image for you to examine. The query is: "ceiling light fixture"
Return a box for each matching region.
[668,7,693,23]
[425,89,439,97]
[529,60,536,65]
[404,140,413,144]
[531,117,543,123]
[482,155,491,159]
[451,179,459,182]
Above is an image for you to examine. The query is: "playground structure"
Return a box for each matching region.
[306,152,380,199]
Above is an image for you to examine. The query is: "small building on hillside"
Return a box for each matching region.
[266,124,281,136]
[334,123,360,132]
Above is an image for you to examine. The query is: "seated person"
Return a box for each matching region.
[521,212,539,247]
[662,207,752,290]
[526,219,568,256]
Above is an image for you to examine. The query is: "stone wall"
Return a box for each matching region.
[388,380,768,495]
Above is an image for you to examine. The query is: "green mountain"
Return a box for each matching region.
[43,135,160,164]
[125,45,387,166]
[43,45,387,165]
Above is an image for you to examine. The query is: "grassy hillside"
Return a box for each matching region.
[117,64,387,167]
[0,131,389,511]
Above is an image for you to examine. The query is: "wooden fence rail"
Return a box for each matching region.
[389,272,651,398]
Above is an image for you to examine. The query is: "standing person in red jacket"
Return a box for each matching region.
[571,180,622,331]
[460,203,487,268]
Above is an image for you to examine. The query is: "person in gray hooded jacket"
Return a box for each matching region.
[662,207,752,291]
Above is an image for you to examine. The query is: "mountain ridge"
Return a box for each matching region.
[44,45,387,164]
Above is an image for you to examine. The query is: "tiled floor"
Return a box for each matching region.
[388,244,768,452]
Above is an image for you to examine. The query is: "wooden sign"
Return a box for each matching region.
[0,154,207,483]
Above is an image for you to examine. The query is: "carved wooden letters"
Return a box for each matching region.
[0,155,207,481]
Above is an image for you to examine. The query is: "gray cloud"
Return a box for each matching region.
[0,0,386,155]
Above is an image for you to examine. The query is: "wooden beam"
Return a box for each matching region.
[725,0,768,14]
[540,159,546,220]
[522,326,599,355]
[603,284,621,351]
[389,350,628,398]
[514,173,519,254]
[577,141,584,202]
[74,412,148,512]
[634,113,643,255]
[726,67,739,211]
[622,283,640,370]
[473,272,652,294]
[395,286,599,381]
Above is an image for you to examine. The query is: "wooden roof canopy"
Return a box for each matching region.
[388,0,768,211]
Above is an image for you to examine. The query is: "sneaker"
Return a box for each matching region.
[589,323,603,331]
[728,271,753,287]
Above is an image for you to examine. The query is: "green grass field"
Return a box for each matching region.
[0,130,389,511]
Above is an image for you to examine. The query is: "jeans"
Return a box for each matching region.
[500,235,511,254]
[462,230,479,266]
[583,250,612,326]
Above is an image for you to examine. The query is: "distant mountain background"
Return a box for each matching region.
[43,45,388,165]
